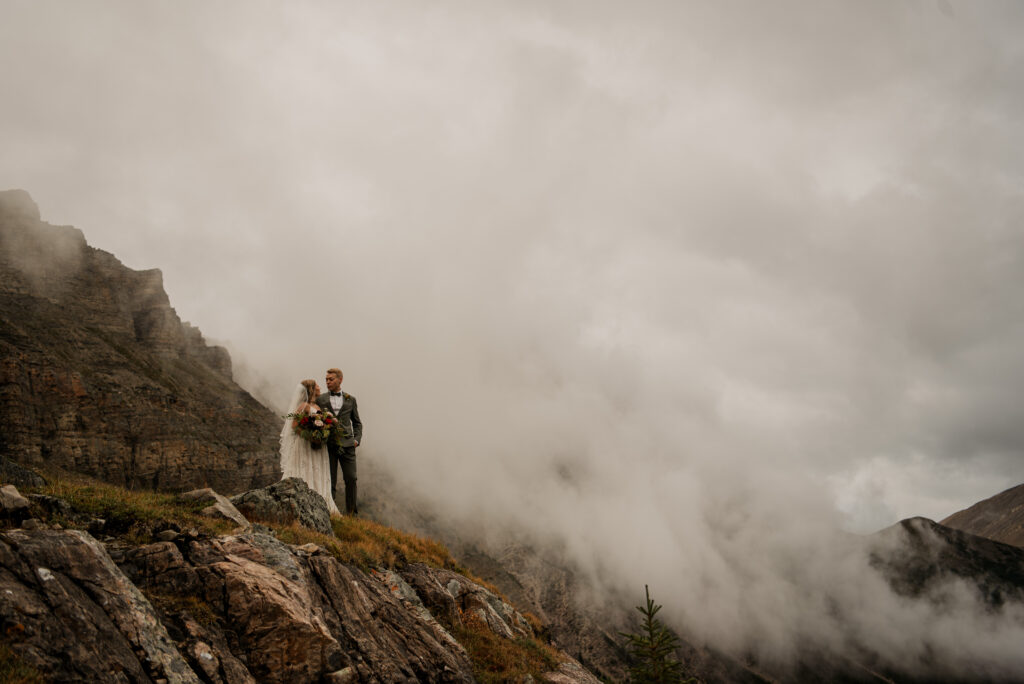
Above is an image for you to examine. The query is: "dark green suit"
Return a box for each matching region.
[316,391,363,514]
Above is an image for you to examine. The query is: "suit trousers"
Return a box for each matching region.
[329,445,358,514]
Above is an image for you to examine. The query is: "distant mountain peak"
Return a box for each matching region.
[941,482,1024,548]
[0,189,40,221]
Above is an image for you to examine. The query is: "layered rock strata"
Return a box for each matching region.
[0,190,279,493]
[0,482,601,684]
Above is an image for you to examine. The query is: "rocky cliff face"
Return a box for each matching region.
[0,189,279,493]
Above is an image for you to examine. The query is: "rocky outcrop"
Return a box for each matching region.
[0,478,607,684]
[0,189,280,494]
[179,487,251,529]
[0,528,201,682]
[230,477,333,536]
[543,661,604,684]
[396,563,533,640]
[0,526,481,683]
[0,484,31,516]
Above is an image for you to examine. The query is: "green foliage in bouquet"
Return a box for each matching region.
[284,409,340,449]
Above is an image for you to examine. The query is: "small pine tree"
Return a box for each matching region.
[619,585,694,684]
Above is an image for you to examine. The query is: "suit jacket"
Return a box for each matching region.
[316,391,362,449]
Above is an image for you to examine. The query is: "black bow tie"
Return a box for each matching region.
[330,392,342,397]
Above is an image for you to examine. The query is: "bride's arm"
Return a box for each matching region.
[292,402,314,428]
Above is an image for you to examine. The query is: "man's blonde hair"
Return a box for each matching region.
[326,368,343,379]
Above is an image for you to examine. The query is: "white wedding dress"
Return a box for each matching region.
[280,385,340,515]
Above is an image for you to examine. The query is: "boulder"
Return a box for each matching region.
[179,487,250,529]
[230,477,333,536]
[0,484,31,515]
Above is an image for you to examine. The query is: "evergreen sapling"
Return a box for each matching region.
[620,584,695,683]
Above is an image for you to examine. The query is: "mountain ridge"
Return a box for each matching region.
[0,189,279,494]
[941,483,1024,548]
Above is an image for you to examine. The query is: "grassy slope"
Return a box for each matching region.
[6,470,562,682]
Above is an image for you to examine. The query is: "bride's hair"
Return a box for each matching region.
[300,379,317,403]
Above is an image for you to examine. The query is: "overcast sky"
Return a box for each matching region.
[4,0,1024,667]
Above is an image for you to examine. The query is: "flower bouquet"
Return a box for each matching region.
[285,410,338,450]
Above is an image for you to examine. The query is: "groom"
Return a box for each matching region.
[316,368,363,515]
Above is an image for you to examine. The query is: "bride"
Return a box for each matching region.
[280,379,340,515]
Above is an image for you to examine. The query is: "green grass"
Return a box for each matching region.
[453,611,563,683]
[20,470,485,579]
[254,513,462,573]
[21,470,236,543]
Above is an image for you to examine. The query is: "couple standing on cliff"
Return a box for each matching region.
[280,368,363,516]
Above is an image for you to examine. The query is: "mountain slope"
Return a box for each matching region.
[871,516,1024,606]
[367,465,1024,683]
[940,483,1024,548]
